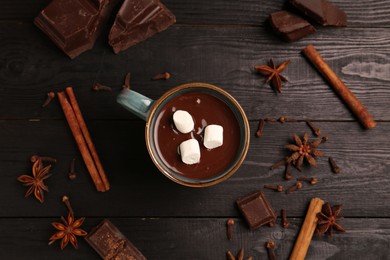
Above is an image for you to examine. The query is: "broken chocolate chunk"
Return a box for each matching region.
[268,11,316,41]
[109,0,176,54]
[236,191,277,230]
[34,0,119,59]
[85,219,147,260]
[289,0,347,27]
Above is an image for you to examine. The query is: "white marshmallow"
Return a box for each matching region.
[173,110,194,134]
[203,124,223,149]
[179,139,200,164]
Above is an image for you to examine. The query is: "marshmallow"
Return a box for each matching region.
[173,110,194,134]
[203,124,223,149]
[179,139,200,164]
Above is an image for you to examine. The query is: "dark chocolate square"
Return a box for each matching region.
[289,0,347,27]
[85,219,147,260]
[34,0,118,59]
[108,0,176,54]
[236,191,277,230]
[268,11,316,42]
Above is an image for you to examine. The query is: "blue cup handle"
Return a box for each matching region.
[117,88,154,121]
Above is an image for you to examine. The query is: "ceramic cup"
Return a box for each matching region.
[117,82,250,187]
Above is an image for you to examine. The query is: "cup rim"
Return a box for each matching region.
[145,82,250,187]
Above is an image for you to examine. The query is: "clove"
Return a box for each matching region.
[266,240,276,260]
[42,92,55,108]
[329,157,341,174]
[321,136,329,143]
[281,209,289,228]
[306,121,321,136]
[30,155,57,163]
[264,117,277,123]
[152,72,170,80]
[284,162,292,180]
[226,218,234,241]
[68,158,76,180]
[278,116,297,123]
[278,116,287,123]
[296,177,317,184]
[91,83,112,91]
[62,195,74,215]
[122,72,131,89]
[270,157,287,170]
[255,119,265,138]
[264,184,283,192]
[285,181,303,194]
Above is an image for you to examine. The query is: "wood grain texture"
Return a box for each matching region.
[1,0,390,258]
[0,23,389,120]
[0,217,389,259]
[1,0,390,28]
[169,0,390,28]
[3,120,389,217]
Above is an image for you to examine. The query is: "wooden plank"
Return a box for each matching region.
[1,1,389,259]
[2,120,389,217]
[1,0,390,28]
[168,0,390,28]
[0,23,389,120]
[0,217,389,259]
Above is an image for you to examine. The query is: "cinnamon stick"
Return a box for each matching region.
[57,91,105,192]
[302,44,376,129]
[65,87,110,191]
[289,197,324,260]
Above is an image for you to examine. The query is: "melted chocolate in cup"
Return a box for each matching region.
[150,89,243,183]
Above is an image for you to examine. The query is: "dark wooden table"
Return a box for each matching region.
[1,0,390,259]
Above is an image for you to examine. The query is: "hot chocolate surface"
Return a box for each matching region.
[153,91,241,180]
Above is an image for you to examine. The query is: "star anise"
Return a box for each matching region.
[316,202,346,236]
[49,212,87,249]
[255,59,290,93]
[226,248,252,260]
[49,196,87,249]
[17,159,52,203]
[285,133,324,171]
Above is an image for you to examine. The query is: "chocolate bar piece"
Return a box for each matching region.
[236,191,276,230]
[109,0,176,54]
[85,219,147,260]
[289,0,347,27]
[34,0,118,59]
[268,11,316,42]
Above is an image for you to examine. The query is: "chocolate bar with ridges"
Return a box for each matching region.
[109,0,176,54]
[34,0,118,59]
[268,11,316,41]
[289,0,347,27]
[85,219,147,260]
